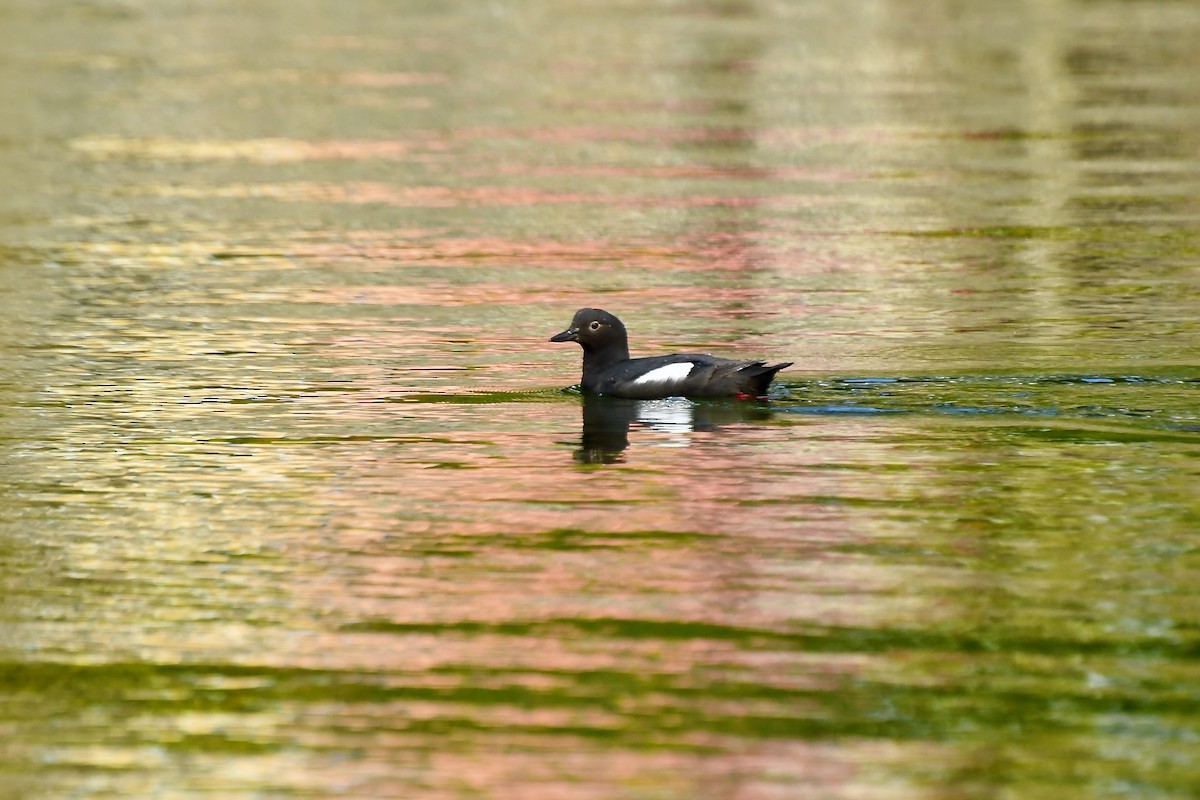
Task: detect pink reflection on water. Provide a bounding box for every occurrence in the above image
[453,124,758,145]
[450,125,902,146]
[292,283,795,308]
[232,67,447,88]
[285,410,936,632]
[241,407,953,798]
[285,229,844,278]
[543,97,742,114]
[259,734,937,800]
[72,136,446,162]
[292,235,700,270]
[248,739,918,799]
[138,181,828,210]
[471,163,868,182]
[338,71,449,87]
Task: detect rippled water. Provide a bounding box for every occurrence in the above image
[2,1,1199,798]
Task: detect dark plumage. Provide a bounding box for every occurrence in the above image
[549,308,792,400]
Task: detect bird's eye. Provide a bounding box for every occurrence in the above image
[588,321,602,331]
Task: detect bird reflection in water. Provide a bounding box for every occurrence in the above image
[575,394,773,463]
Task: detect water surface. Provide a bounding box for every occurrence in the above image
[1,1,1199,798]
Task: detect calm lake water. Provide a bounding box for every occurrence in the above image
[2,1,1199,798]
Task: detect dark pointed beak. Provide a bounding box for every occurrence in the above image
[550,327,579,343]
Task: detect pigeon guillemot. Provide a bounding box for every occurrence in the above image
[550,308,793,400]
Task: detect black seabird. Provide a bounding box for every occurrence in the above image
[550,308,792,400]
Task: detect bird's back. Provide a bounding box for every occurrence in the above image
[588,353,792,399]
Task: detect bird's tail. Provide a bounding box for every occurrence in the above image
[739,361,793,396]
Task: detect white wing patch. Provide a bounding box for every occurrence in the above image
[631,362,695,387]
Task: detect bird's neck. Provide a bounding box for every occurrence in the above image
[581,341,629,381]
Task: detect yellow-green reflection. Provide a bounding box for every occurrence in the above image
[1,0,1198,798]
